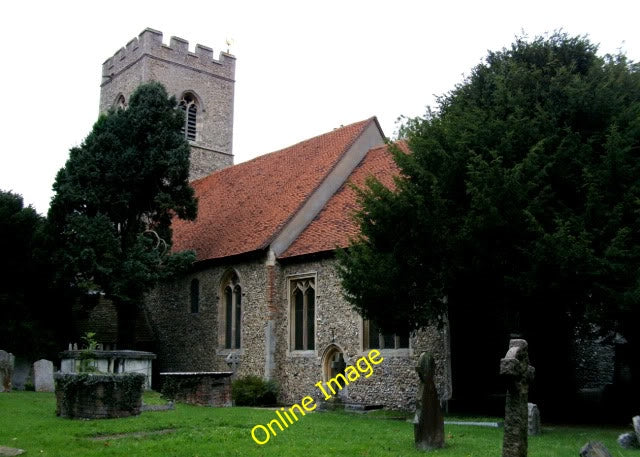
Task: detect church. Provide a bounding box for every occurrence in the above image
[90,27,451,410]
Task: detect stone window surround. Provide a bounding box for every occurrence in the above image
[179,90,202,143]
[218,269,243,350]
[114,93,126,109]
[287,272,317,355]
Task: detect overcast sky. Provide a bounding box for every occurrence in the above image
[1,0,638,214]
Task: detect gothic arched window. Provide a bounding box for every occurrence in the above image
[222,272,241,349]
[179,93,198,141]
[290,278,315,351]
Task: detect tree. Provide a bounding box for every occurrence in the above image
[0,191,62,357]
[337,34,640,417]
[48,82,198,346]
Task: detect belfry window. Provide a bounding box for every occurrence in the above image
[179,93,197,141]
[222,272,242,349]
[114,94,126,110]
[363,320,409,350]
[290,278,315,351]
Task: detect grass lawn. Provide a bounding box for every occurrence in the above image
[0,391,636,457]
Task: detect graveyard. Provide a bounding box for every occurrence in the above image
[0,390,635,457]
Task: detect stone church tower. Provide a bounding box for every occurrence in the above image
[99,28,235,180]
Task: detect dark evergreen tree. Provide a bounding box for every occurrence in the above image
[48,82,198,346]
[0,191,64,357]
[338,34,640,418]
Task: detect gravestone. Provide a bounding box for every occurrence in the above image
[500,339,535,457]
[34,359,55,392]
[413,351,444,451]
[580,441,613,457]
[0,446,26,456]
[0,350,15,392]
[527,403,541,436]
[633,416,640,442]
[617,432,639,449]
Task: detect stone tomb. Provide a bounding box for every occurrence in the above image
[0,350,15,392]
[60,349,155,389]
[34,359,55,392]
[160,372,233,407]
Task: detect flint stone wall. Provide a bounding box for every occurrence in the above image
[144,257,268,381]
[144,256,451,410]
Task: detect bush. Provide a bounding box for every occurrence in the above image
[232,375,278,406]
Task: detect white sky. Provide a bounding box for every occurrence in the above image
[1,0,638,215]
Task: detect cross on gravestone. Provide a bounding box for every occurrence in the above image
[225,352,241,373]
[500,339,535,457]
[413,351,444,451]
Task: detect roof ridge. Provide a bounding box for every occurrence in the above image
[190,117,377,187]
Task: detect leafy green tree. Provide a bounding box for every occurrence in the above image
[338,34,640,417]
[48,82,198,346]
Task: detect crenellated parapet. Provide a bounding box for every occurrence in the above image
[101,28,235,86]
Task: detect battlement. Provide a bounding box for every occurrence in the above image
[101,28,235,85]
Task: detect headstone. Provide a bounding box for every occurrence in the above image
[500,339,535,457]
[580,441,613,457]
[527,403,541,436]
[413,351,444,451]
[617,432,639,449]
[33,359,55,392]
[0,446,26,456]
[0,350,15,392]
[633,416,640,442]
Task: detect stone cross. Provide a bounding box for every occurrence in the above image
[0,350,15,393]
[225,352,241,374]
[413,351,444,451]
[500,339,535,457]
[33,359,55,392]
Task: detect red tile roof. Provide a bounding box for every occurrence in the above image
[279,142,405,259]
[172,118,376,261]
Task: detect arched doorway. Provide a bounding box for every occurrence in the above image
[322,344,348,400]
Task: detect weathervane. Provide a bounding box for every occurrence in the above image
[225,37,235,54]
